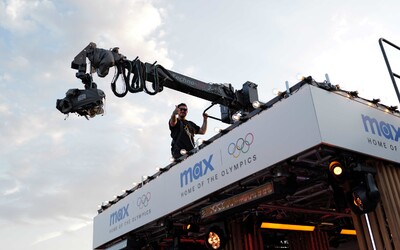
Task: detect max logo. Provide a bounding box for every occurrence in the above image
[109,204,129,226]
[180,154,214,187]
[362,114,400,142]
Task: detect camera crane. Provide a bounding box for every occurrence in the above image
[56,42,259,123]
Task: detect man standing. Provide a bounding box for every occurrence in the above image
[169,103,208,159]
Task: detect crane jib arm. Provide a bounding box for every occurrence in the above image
[56,42,259,123]
[143,62,236,106]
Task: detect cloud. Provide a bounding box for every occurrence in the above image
[2,179,21,195]
[32,231,62,246]
[31,216,92,246]
[0,0,172,241]
[0,0,39,34]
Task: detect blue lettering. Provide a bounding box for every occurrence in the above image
[392,124,400,141]
[202,155,214,174]
[362,114,399,142]
[180,169,193,187]
[193,162,202,180]
[109,204,130,226]
[180,154,214,187]
[380,121,393,140]
[362,115,380,136]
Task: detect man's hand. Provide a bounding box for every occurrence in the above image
[169,105,179,127]
[173,105,179,116]
[198,113,208,135]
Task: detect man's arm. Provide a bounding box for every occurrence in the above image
[169,106,179,127]
[198,113,208,134]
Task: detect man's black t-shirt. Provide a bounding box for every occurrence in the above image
[169,119,200,158]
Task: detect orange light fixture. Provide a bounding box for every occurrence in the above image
[340,229,356,235]
[260,222,315,231]
[329,161,343,176]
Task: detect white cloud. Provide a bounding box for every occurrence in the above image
[0,103,11,115]
[0,0,36,33]
[3,181,21,195]
[31,216,91,246]
[32,231,62,246]
[0,0,171,231]
[0,72,11,80]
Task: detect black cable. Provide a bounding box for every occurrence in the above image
[144,64,161,95]
[111,64,128,97]
[128,59,144,93]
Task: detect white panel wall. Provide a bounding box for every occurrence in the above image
[95,85,383,249]
[311,86,400,163]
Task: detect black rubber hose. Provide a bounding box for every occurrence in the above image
[143,64,161,95]
[111,64,128,98]
[127,59,144,93]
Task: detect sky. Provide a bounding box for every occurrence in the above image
[1,0,400,249]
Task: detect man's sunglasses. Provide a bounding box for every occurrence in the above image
[179,108,187,111]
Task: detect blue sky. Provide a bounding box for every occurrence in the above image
[1,0,400,249]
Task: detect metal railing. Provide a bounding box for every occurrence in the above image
[379,38,400,104]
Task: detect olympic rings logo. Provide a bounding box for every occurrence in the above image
[137,192,151,209]
[228,133,254,158]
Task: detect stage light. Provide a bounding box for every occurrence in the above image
[208,231,221,249]
[260,222,315,231]
[252,100,261,109]
[371,98,380,104]
[232,112,242,122]
[352,187,373,212]
[296,74,305,81]
[274,166,290,181]
[214,127,229,134]
[98,202,109,210]
[123,189,133,194]
[389,105,398,112]
[349,91,359,97]
[183,223,200,233]
[196,138,204,146]
[272,88,282,96]
[156,167,168,172]
[350,173,380,214]
[329,161,344,177]
[340,229,356,235]
[214,127,222,133]
[205,224,227,250]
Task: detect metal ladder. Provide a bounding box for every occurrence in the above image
[379,38,400,104]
